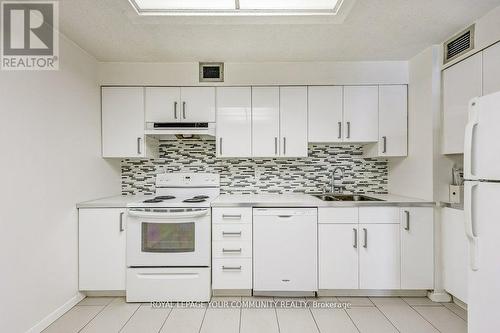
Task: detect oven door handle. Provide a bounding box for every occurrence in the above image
[127,209,209,219]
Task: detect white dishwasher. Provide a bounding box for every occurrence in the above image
[253,208,318,293]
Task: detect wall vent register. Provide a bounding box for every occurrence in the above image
[444,24,475,64]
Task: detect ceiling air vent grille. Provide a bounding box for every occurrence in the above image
[444,25,475,64]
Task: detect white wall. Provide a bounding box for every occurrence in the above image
[98,61,409,86]
[0,36,121,332]
[388,46,441,201]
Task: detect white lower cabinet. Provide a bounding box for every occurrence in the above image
[400,207,434,289]
[319,224,359,289]
[211,208,253,292]
[319,206,434,291]
[359,223,401,289]
[79,208,126,291]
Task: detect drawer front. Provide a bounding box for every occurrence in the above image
[212,241,252,258]
[212,208,253,224]
[212,258,252,289]
[318,207,359,224]
[359,207,400,224]
[212,224,252,241]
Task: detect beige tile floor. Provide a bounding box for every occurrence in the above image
[42,296,467,333]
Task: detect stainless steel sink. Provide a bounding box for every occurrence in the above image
[312,194,384,202]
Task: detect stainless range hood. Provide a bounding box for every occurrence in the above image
[145,122,216,137]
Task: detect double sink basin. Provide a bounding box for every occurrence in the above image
[312,194,384,202]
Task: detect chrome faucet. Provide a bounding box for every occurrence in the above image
[329,167,345,194]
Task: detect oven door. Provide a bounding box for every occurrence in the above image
[127,208,211,267]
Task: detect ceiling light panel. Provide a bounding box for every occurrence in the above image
[133,0,235,10]
[239,0,340,10]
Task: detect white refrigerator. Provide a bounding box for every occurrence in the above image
[464,91,500,333]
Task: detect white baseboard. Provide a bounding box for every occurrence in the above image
[27,292,85,333]
[319,289,428,297]
[427,290,452,303]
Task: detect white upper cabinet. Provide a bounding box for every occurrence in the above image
[280,86,308,157]
[102,87,146,158]
[252,87,280,158]
[216,87,252,158]
[442,53,483,154]
[365,85,407,157]
[400,207,434,289]
[145,87,180,123]
[308,86,343,143]
[145,87,215,123]
[343,86,379,143]
[180,87,216,122]
[482,42,500,96]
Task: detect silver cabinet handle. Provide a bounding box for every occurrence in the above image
[222,231,242,236]
[382,136,387,153]
[338,122,342,139]
[222,266,242,271]
[222,214,242,219]
[275,137,278,155]
[283,137,287,155]
[182,101,186,119]
[174,101,178,119]
[119,212,125,232]
[346,122,351,139]
[363,228,368,248]
[353,228,358,248]
[404,210,410,231]
[137,137,142,155]
[222,248,242,253]
[219,137,223,155]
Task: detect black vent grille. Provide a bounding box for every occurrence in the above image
[444,25,475,64]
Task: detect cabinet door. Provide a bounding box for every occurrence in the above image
[79,209,126,291]
[319,224,359,289]
[252,87,280,157]
[343,86,379,143]
[378,85,407,156]
[102,87,145,158]
[145,87,180,123]
[400,207,434,289]
[483,43,500,95]
[308,86,343,143]
[216,87,252,157]
[280,86,308,157]
[442,53,482,154]
[180,87,215,122]
[359,224,400,289]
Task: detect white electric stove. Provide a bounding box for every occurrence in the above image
[126,173,220,302]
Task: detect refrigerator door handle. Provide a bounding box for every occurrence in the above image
[464,99,479,180]
[464,181,479,271]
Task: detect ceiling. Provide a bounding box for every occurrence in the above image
[59,0,500,62]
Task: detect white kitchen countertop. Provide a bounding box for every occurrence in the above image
[76,195,141,208]
[77,193,435,209]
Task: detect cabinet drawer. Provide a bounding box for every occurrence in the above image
[212,208,253,224]
[359,207,400,224]
[212,224,252,241]
[319,207,359,224]
[212,258,252,289]
[212,241,252,258]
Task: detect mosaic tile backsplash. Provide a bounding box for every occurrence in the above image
[121,139,388,195]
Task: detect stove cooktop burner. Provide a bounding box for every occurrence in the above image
[143,198,163,203]
[155,195,176,200]
[193,195,209,199]
[183,198,207,203]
